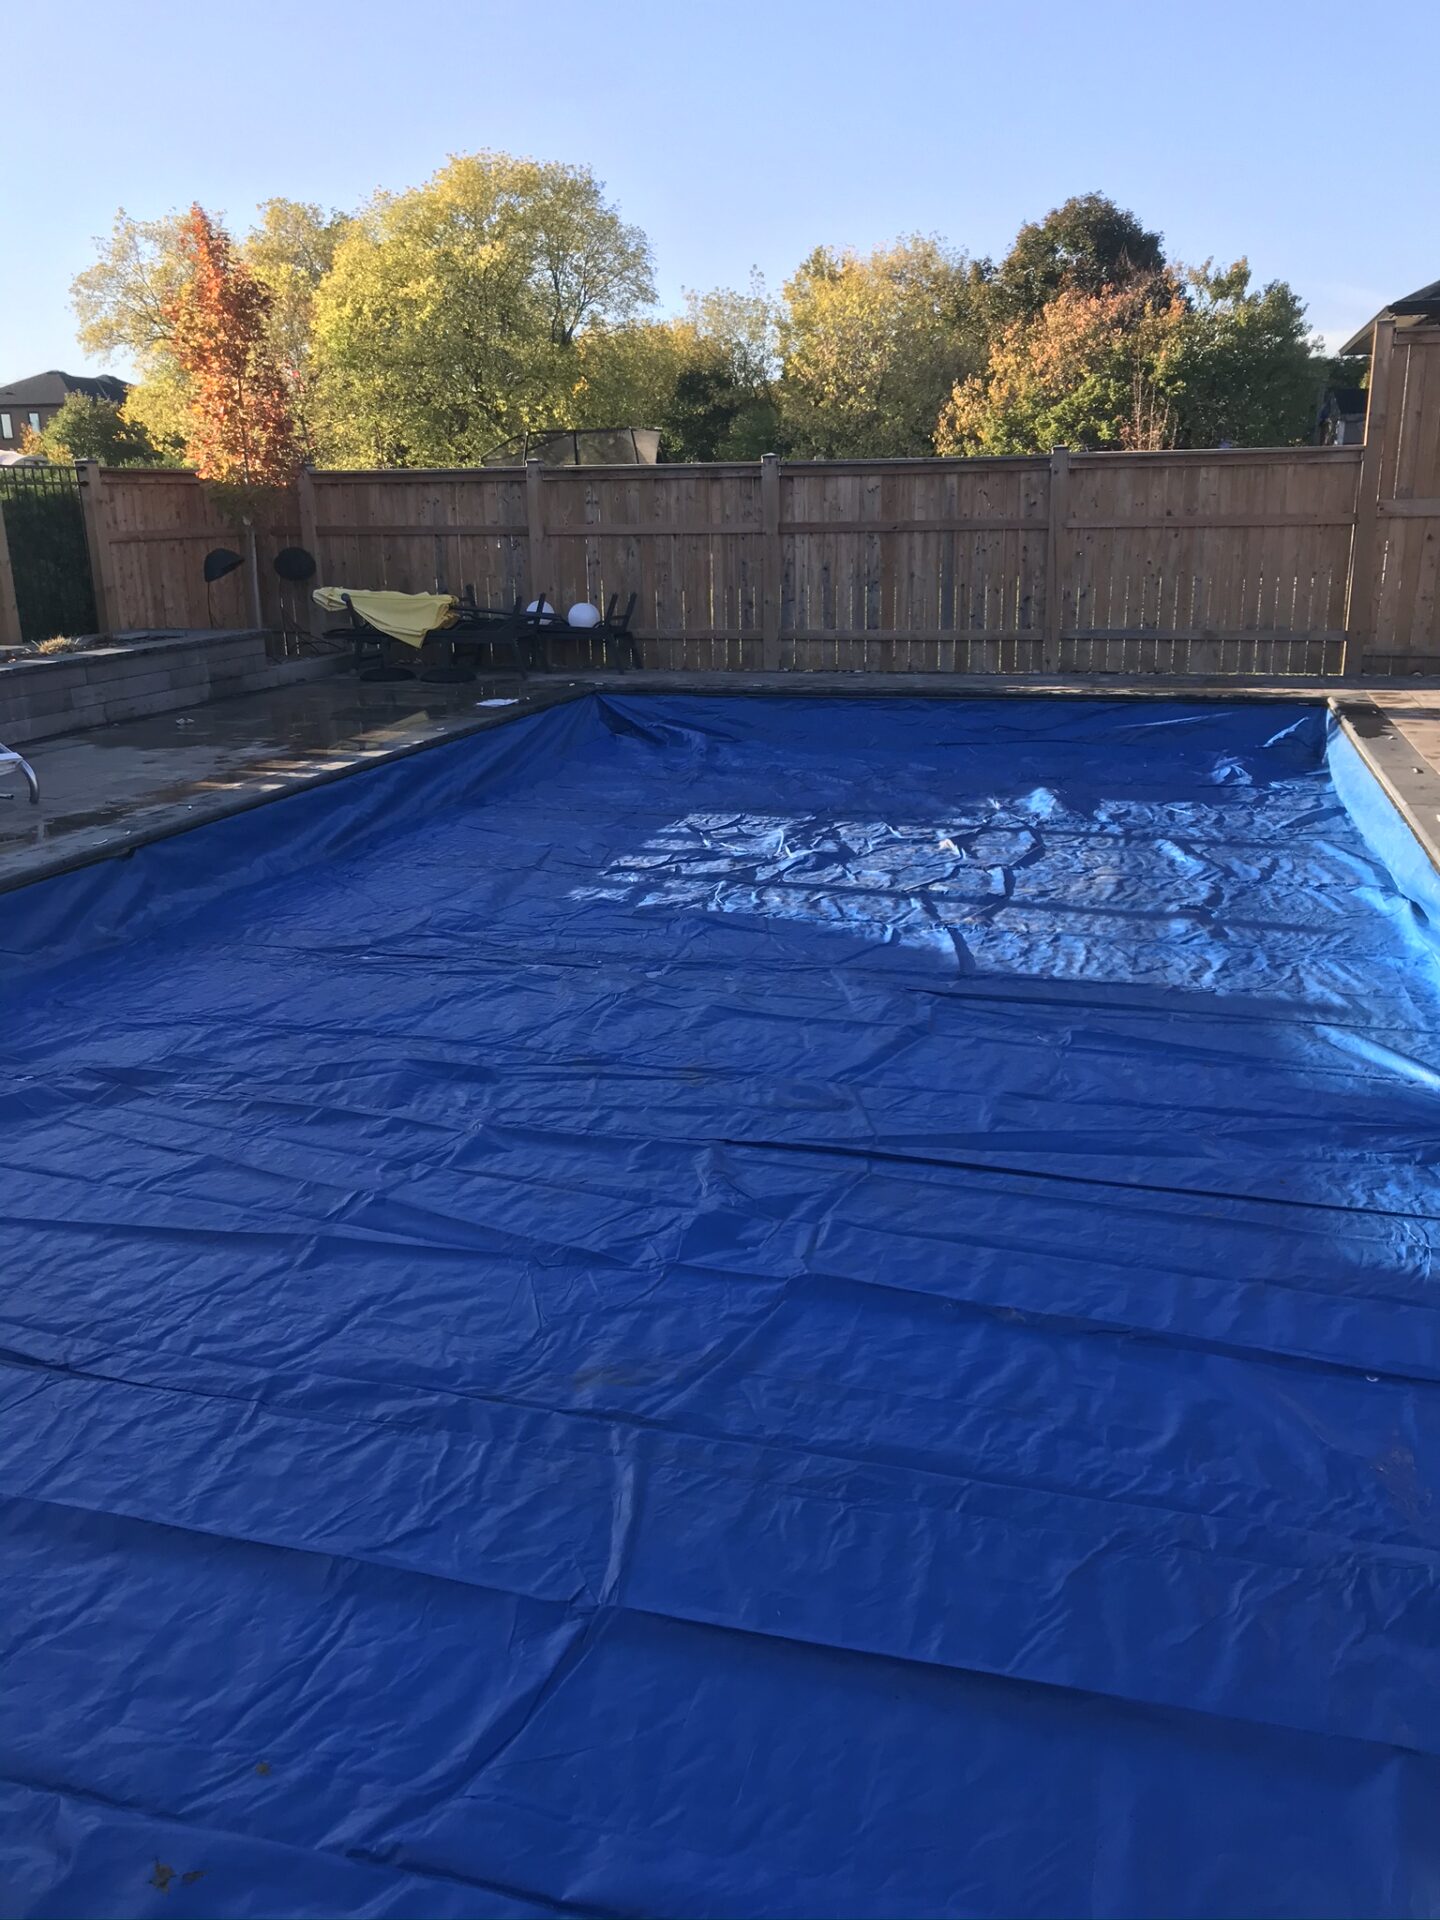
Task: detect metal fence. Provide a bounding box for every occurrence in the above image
[0,465,98,645]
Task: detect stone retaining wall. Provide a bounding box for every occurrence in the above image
[0,632,340,746]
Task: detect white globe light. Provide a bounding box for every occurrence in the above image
[567,601,601,629]
[526,598,555,625]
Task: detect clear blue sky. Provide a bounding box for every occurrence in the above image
[5,0,1437,379]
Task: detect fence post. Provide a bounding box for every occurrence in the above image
[0,494,20,648]
[297,465,324,636]
[1044,446,1069,672]
[1342,317,1395,675]
[525,459,549,605]
[241,523,264,630]
[75,460,115,635]
[761,453,782,671]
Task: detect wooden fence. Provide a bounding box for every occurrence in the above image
[1351,322,1440,676]
[75,466,307,640]
[81,321,1439,678]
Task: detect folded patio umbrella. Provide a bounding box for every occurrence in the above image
[312,587,458,647]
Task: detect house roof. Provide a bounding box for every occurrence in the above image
[0,370,129,408]
[1340,279,1440,357]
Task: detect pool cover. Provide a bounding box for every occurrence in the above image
[4,693,1440,1919]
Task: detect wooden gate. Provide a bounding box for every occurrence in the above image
[1352,321,1440,674]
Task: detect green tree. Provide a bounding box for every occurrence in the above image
[1165,261,1319,446]
[681,274,782,456]
[570,320,690,436]
[243,199,352,458]
[989,192,1165,321]
[72,209,188,363]
[686,274,779,389]
[71,209,192,459]
[779,237,987,456]
[574,272,782,459]
[311,152,654,464]
[23,394,170,467]
[571,318,777,461]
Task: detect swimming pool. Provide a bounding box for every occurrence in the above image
[4,694,1440,1917]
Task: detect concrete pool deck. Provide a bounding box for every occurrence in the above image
[3,667,1440,895]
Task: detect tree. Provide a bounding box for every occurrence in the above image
[668,358,781,461]
[1164,260,1319,447]
[244,199,352,457]
[573,272,782,459]
[936,278,1190,455]
[570,319,692,439]
[779,237,987,456]
[685,274,780,391]
[939,257,1318,455]
[310,152,654,464]
[22,394,169,467]
[573,320,777,462]
[680,274,783,456]
[71,209,192,460]
[164,205,301,486]
[71,201,350,465]
[72,209,189,363]
[989,193,1165,321]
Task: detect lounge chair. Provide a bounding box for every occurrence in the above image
[313,588,461,682]
[0,743,38,804]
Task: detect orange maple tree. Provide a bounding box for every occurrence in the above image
[165,204,302,487]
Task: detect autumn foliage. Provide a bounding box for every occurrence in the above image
[79,184,1322,465]
[936,280,1189,456]
[164,205,301,486]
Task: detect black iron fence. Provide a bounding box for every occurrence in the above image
[0,464,98,644]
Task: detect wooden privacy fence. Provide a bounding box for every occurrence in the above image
[1351,321,1440,676]
[74,466,307,640]
[81,322,1439,678]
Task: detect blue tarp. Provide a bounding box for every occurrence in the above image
[4,694,1440,1919]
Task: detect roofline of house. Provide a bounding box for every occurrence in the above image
[1340,297,1440,359]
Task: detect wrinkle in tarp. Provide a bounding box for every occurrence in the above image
[4,696,1440,1919]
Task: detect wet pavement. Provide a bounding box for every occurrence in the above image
[0,673,579,893]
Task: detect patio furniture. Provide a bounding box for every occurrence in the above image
[0,743,39,805]
[315,586,642,681]
[317,593,420,682]
[314,587,460,682]
[443,592,553,680]
[596,594,642,670]
[519,593,641,671]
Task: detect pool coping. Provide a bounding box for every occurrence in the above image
[1329,699,1440,877]
[3,676,1438,897]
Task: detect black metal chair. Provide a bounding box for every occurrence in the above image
[446,591,640,675]
[601,593,641,668]
[518,593,641,672]
[446,592,553,679]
